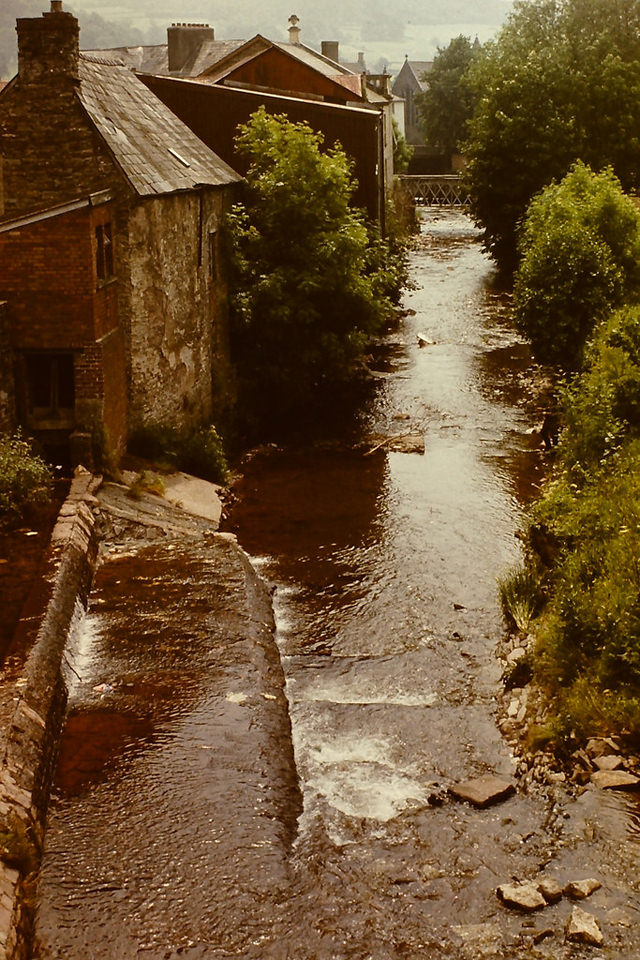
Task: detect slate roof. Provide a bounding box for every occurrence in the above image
[81,40,244,78]
[277,42,362,97]
[77,54,241,196]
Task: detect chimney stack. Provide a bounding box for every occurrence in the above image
[321,40,339,62]
[167,22,214,73]
[288,14,301,45]
[16,2,79,85]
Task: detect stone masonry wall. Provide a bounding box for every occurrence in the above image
[127,188,230,432]
[0,468,100,960]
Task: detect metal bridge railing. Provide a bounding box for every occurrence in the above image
[397,175,471,206]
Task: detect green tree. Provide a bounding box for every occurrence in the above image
[513,163,640,367]
[465,0,640,269]
[225,107,402,423]
[415,34,480,159]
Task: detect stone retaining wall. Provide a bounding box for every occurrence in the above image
[0,468,101,960]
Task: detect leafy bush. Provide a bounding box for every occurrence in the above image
[179,426,230,485]
[0,432,52,528]
[513,163,640,367]
[129,423,230,485]
[557,306,640,472]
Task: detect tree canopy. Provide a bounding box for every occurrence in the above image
[464,0,640,269]
[415,34,481,158]
[225,108,404,427]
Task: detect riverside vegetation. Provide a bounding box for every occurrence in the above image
[446,0,640,750]
[500,163,640,746]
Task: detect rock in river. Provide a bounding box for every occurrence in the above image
[566,906,604,946]
[591,769,639,790]
[564,878,602,900]
[496,881,546,912]
[449,774,515,808]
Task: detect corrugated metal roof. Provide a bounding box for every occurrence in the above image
[77,55,241,196]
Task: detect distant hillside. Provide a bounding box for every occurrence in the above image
[1,0,513,79]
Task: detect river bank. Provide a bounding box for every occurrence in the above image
[19,210,640,958]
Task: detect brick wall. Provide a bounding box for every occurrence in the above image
[0,202,128,456]
[0,302,15,433]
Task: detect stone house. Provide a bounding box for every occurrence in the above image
[0,2,241,464]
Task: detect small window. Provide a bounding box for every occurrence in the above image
[25,353,75,427]
[96,222,114,282]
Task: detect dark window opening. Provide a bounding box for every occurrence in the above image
[96,222,114,282]
[25,353,75,427]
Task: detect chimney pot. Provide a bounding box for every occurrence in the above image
[50,1,63,11]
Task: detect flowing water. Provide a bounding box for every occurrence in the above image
[33,210,640,959]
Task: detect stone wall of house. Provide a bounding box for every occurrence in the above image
[0,301,15,433]
[126,187,233,433]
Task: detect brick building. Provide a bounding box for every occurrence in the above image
[0,2,241,464]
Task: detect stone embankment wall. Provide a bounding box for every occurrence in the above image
[0,468,101,960]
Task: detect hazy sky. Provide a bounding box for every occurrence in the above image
[1,0,513,77]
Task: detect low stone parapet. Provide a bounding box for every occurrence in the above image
[0,467,101,960]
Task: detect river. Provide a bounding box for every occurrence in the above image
[33,210,640,959]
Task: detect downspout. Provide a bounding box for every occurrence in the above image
[377,113,386,237]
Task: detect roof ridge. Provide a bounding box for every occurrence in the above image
[80,52,126,67]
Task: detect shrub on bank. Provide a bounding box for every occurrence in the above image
[513,163,640,368]
[0,432,53,528]
[128,423,230,485]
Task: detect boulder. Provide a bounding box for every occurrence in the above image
[449,775,515,808]
[496,882,546,912]
[564,878,601,900]
[537,876,563,904]
[591,769,639,790]
[594,754,623,771]
[565,906,604,946]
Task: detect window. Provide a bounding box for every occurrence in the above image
[25,353,75,428]
[96,222,114,282]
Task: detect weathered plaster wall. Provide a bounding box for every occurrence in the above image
[126,188,231,432]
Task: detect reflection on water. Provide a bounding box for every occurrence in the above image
[34,210,640,959]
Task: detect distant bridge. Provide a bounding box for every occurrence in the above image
[397,175,471,206]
